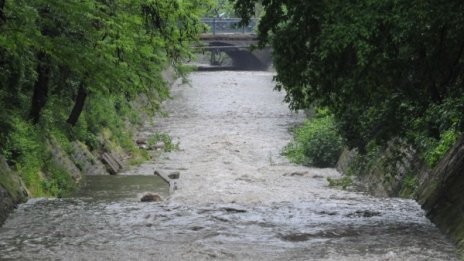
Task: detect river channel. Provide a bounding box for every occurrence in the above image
[0,71,459,260]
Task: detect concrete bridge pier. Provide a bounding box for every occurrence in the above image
[199,34,272,71]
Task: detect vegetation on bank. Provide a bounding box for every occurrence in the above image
[234,1,463,176]
[0,0,211,197]
[284,109,343,168]
[148,132,180,153]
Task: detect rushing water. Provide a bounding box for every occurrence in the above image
[0,71,459,260]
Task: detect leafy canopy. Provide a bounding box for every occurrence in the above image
[233,0,464,152]
[0,0,212,196]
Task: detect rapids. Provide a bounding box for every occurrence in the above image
[0,71,458,260]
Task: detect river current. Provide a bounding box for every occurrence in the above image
[0,71,458,260]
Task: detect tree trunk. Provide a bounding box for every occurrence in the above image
[428,83,442,104]
[0,0,6,25]
[29,51,51,124]
[67,81,87,126]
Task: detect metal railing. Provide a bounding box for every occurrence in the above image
[202,18,258,35]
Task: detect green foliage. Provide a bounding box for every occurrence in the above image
[178,64,199,75]
[128,149,150,166]
[209,0,236,17]
[327,176,353,190]
[234,0,464,164]
[148,132,180,152]
[400,172,418,198]
[0,0,211,197]
[2,116,44,166]
[2,116,46,194]
[284,111,343,168]
[410,97,463,167]
[422,130,459,168]
[41,162,76,198]
[0,115,79,197]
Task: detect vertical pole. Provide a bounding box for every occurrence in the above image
[213,18,216,36]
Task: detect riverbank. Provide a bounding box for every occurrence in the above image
[0,69,178,225]
[337,135,464,256]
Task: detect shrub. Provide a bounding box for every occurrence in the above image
[41,161,76,198]
[284,113,344,168]
[1,116,47,195]
[423,130,459,168]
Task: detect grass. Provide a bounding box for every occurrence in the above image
[422,130,459,168]
[41,161,76,198]
[148,132,179,152]
[327,176,353,189]
[400,173,418,198]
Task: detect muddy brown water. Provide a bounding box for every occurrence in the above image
[0,71,459,260]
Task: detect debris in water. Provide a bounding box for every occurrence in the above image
[168,171,180,179]
[346,210,381,218]
[140,192,163,202]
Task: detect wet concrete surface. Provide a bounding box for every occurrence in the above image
[0,71,459,260]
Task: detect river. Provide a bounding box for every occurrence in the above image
[0,71,458,260]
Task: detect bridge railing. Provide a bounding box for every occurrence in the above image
[202,18,258,35]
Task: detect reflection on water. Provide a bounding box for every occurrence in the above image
[76,175,170,202]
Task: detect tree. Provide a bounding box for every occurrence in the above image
[0,0,211,192]
[233,0,464,151]
[208,0,236,17]
[1,0,210,126]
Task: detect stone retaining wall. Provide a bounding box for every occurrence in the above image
[0,68,179,225]
[337,135,464,256]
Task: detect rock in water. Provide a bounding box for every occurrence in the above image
[135,139,147,145]
[168,171,180,179]
[140,193,163,202]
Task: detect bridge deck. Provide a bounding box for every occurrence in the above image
[200,33,258,42]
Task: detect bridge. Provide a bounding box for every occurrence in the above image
[196,18,272,71]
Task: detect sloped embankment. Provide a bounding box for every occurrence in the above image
[419,135,464,254]
[337,135,464,255]
[0,69,177,225]
[0,157,28,224]
[0,139,120,225]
